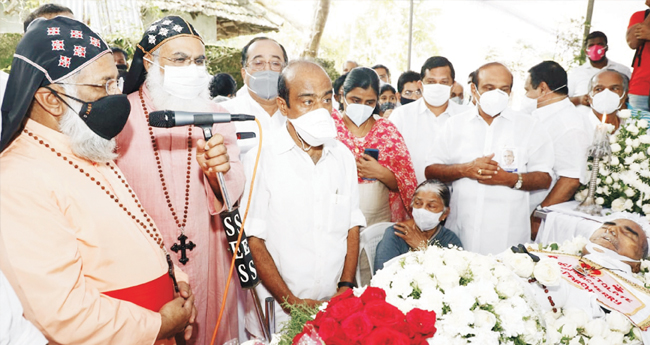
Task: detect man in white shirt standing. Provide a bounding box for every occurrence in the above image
[523,61,591,239]
[221,37,288,168]
[425,62,554,255]
[389,56,468,183]
[246,60,366,329]
[568,31,631,107]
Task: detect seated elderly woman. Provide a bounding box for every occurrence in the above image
[373,180,463,273]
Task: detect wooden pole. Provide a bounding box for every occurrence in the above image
[301,0,331,58]
[580,0,595,63]
[407,0,414,70]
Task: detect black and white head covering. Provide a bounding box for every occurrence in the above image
[122,15,202,95]
[0,16,110,152]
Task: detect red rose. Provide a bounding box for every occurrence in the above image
[360,286,387,304]
[406,308,437,336]
[364,300,405,327]
[318,317,343,342]
[327,296,364,321]
[361,327,411,345]
[311,310,326,327]
[341,312,374,341]
[328,288,354,306]
[390,319,413,338]
[410,333,427,345]
[292,330,309,345]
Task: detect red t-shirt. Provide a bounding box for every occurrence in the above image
[629,10,650,95]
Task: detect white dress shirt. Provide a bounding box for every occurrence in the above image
[568,59,631,97]
[528,98,590,213]
[0,270,47,345]
[389,98,468,183]
[427,107,554,255]
[245,125,366,327]
[221,86,286,166]
[0,71,8,139]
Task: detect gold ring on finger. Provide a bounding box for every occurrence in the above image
[478,168,482,175]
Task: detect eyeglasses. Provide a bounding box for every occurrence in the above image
[246,59,285,72]
[403,90,422,97]
[159,55,207,67]
[56,78,124,95]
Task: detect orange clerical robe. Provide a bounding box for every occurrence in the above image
[0,119,188,345]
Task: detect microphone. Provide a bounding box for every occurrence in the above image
[148,110,256,128]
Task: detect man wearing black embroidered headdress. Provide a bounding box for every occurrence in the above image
[0,16,197,344]
[119,16,245,344]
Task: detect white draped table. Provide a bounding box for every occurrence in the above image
[534,201,605,244]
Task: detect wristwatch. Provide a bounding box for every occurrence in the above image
[338,281,356,289]
[513,173,523,190]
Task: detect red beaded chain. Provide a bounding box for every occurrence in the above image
[139,89,192,232]
[528,277,557,313]
[23,129,166,250]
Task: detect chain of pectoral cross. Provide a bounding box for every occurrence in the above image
[141,89,196,264]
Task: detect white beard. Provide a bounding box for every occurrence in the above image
[58,106,118,163]
[145,64,213,112]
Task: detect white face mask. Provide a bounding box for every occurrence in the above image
[450,96,463,105]
[590,89,624,115]
[288,108,337,147]
[423,84,451,107]
[146,57,210,100]
[344,98,374,127]
[520,95,537,114]
[412,207,443,231]
[585,242,640,263]
[475,89,510,117]
[522,84,567,114]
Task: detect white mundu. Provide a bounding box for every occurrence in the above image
[389,98,468,183]
[427,107,554,255]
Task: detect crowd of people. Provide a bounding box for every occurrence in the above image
[0,2,649,345]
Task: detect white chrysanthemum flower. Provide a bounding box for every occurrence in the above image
[606,311,632,333]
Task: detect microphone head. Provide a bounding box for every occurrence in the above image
[148,110,175,128]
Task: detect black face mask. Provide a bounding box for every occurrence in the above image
[116,64,128,72]
[400,97,416,105]
[380,102,396,112]
[45,87,131,140]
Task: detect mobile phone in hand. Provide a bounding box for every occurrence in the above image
[362,148,379,181]
[364,148,379,161]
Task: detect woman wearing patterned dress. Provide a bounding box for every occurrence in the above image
[332,67,417,224]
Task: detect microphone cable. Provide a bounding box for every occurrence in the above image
[210,117,263,345]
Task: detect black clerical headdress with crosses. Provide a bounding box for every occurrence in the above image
[122,16,203,95]
[0,16,110,152]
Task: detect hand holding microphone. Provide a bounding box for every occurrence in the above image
[148,109,256,196]
[197,134,229,175]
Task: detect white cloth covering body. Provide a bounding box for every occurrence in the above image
[427,107,554,255]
